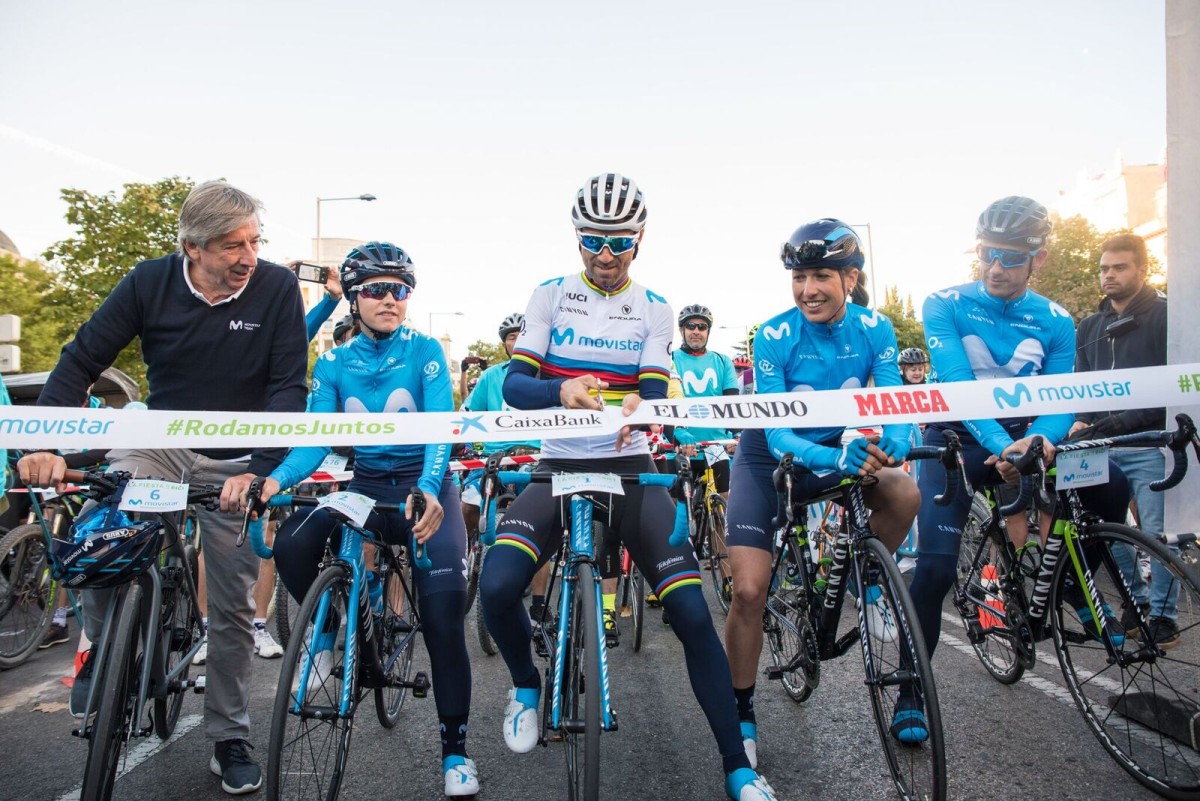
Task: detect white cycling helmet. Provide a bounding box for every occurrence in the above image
[571,173,648,233]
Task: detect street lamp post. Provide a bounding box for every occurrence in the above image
[428,311,465,336]
[848,222,877,307]
[315,193,377,267]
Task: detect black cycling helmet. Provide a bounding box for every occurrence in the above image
[332,314,356,343]
[976,196,1052,248]
[498,312,524,341]
[53,506,164,590]
[678,304,713,327]
[339,241,416,296]
[898,347,929,365]
[780,219,865,272]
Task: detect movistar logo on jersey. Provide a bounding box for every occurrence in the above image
[551,327,576,346]
[681,368,718,394]
[577,335,643,351]
[761,323,790,341]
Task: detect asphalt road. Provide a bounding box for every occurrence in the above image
[0,583,1168,801]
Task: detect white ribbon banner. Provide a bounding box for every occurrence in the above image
[1,363,1198,450]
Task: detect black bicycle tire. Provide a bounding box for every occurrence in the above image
[0,524,55,668]
[764,541,814,703]
[857,537,947,801]
[631,566,645,653]
[375,553,416,728]
[464,529,482,616]
[705,496,733,615]
[956,509,1026,685]
[565,561,602,801]
[153,544,199,739]
[81,583,143,801]
[1050,522,1200,800]
[267,564,356,801]
[273,573,292,649]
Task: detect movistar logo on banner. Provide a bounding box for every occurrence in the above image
[994,379,1134,411]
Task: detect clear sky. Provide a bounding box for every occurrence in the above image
[0,0,1166,357]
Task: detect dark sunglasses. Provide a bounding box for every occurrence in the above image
[780,240,828,268]
[980,246,1037,269]
[578,233,638,255]
[355,281,412,301]
[683,322,709,331]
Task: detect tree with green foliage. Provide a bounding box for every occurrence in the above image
[878,286,925,352]
[0,253,63,373]
[1024,215,1164,322]
[41,177,194,388]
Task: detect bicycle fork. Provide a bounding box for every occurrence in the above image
[550,496,616,733]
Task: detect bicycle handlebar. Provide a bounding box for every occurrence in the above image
[995,437,1045,517]
[237,478,430,569]
[62,469,223,509]
[478,470,686,548]
[908,429,966,507]
[1057,413,1198,493]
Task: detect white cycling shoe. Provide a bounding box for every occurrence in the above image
[726,768,778,801]
[303,649,336,697]
[443,755,479,797]
[502,687,540,754]
[858,585,898,643]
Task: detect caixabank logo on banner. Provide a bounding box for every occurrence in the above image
[648,398,809,421]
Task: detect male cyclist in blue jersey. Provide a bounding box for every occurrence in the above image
[672,304,740,496]
[723,219,921,762]
[477,173,777,801]
[245,242,479,797]
[908,196,1131,714]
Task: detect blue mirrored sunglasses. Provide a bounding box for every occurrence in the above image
[354,281,411,301]
[577,233,638,255]
[980,246,1038,269]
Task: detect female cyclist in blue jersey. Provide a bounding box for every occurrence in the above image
[246,242,479,797]
[723,219,922,761]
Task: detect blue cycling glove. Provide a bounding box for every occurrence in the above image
[835,438,874,475]
[674,428,697,447]
[876,436,911,464]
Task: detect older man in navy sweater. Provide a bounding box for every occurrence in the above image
[19,180,307,795]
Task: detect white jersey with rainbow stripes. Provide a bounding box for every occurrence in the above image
[512,271,673,458]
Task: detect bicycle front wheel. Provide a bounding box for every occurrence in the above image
[464,528,483,615]
[1050,522,1200,799]
[375,553,416,728]
[564,561,601,801]
[955,504,1027,684]
[82,583,143,801]
[631,565,645,653]
[154,544,201,739]
[856,537,946,801]
[0,524,55,669]
[707,497,733,615]
[268,564,356,801]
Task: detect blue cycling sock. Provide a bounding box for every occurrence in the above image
[734,684,756,724]
[439,713,469,758]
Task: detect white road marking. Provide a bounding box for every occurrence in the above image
[55,713,204,801]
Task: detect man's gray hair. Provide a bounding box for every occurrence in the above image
[177,180,264,251]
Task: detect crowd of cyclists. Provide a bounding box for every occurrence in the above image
[6,172,1182,800]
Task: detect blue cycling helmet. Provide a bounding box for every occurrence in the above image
[780,219,865,271]
[53,505,164,590]
[976,196,1052,248]
[339,241,416,296]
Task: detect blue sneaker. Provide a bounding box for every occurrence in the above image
[442,755,479,797]
[890,693,928,745]
[725,768,778,801]
[1075,603,1125,646]
[740,721,758,770]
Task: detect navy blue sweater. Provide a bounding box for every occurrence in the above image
[38,253,309,474]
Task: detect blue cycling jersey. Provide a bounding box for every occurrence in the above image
[462,360,540,452]
[671,349,738,443]
[741,303,909,469]
[922,280,1075,456]
[269,328,452,496]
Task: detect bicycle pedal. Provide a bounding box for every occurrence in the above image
[412,671,430,698]
[191,674,207,694]
[964,618,987,645]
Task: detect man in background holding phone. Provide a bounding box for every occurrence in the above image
[1069,233,1177,648]
[290,261,346,341]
